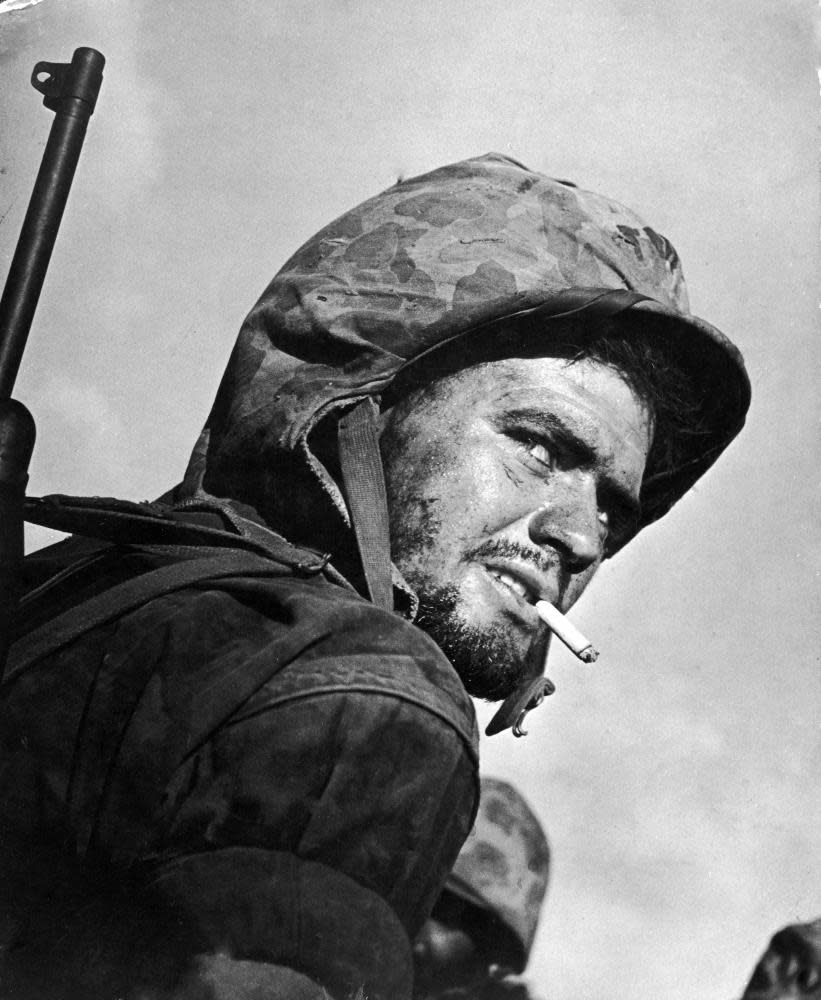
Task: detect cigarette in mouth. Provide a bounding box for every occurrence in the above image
[534,600,599,663]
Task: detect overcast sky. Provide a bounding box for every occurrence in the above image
[1,1,818,997]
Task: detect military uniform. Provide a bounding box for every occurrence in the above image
[1,499,477,999]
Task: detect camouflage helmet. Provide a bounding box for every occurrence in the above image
[441,777,550,973]
[741,917,821,999]
[182,153,749,568]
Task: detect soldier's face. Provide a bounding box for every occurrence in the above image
[381,355,652,701]
[412,918,487,996]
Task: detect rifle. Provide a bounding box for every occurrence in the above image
[0,47,105,678]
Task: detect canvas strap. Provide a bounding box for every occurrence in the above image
[3,549,288,690]
[337,398,393,612]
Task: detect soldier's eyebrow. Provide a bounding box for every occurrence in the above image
[498,406,598,465]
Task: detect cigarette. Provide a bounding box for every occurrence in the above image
[534,600,599,663]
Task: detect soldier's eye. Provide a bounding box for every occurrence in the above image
[505,428,557,471]
[527,441,552,467]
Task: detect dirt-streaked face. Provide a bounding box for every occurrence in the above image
[381,355,652,701]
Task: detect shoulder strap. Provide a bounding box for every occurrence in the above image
[3,548,289,690]
[337,399,393,612]
[9,494,337,689]
[23,494,320,562]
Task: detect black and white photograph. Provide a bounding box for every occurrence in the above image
[0,2,817,998]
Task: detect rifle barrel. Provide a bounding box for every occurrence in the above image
[0,47,104,675]
[0,47,105,400]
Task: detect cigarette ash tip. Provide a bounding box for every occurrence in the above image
[534,600,600,663]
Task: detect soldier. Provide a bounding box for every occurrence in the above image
[413,778,550,999]
[740,918,821,1000]
[0,153,749,998]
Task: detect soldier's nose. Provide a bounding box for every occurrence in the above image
[527,477,603,571]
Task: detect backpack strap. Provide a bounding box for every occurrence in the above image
[3,548,297,691]
[6,494,339,691]
[23,494,322,563]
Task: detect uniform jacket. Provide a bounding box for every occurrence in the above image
[0,499,478,999]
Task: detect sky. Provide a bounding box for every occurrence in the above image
[0,1,818,997]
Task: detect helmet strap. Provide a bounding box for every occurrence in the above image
[337,397,394,612]
[486,628,556,736]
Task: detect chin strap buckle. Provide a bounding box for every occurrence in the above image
[486,674,556,738]
[513,678,554,737]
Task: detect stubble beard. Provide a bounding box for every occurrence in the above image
[412,582,530,702]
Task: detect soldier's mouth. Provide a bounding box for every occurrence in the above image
[485,567,538,606]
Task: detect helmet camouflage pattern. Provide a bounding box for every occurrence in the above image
[741,917,821,999]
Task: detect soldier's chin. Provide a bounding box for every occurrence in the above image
[413,585,529,702]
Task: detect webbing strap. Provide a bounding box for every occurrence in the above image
[3,550,283,688]
[23,495,310,563]
[337,398,393,612]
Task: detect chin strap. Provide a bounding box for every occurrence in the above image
[337,398,394,612]
[486,629,556,737]
[491,675,556,737]
[336,398,561,733]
